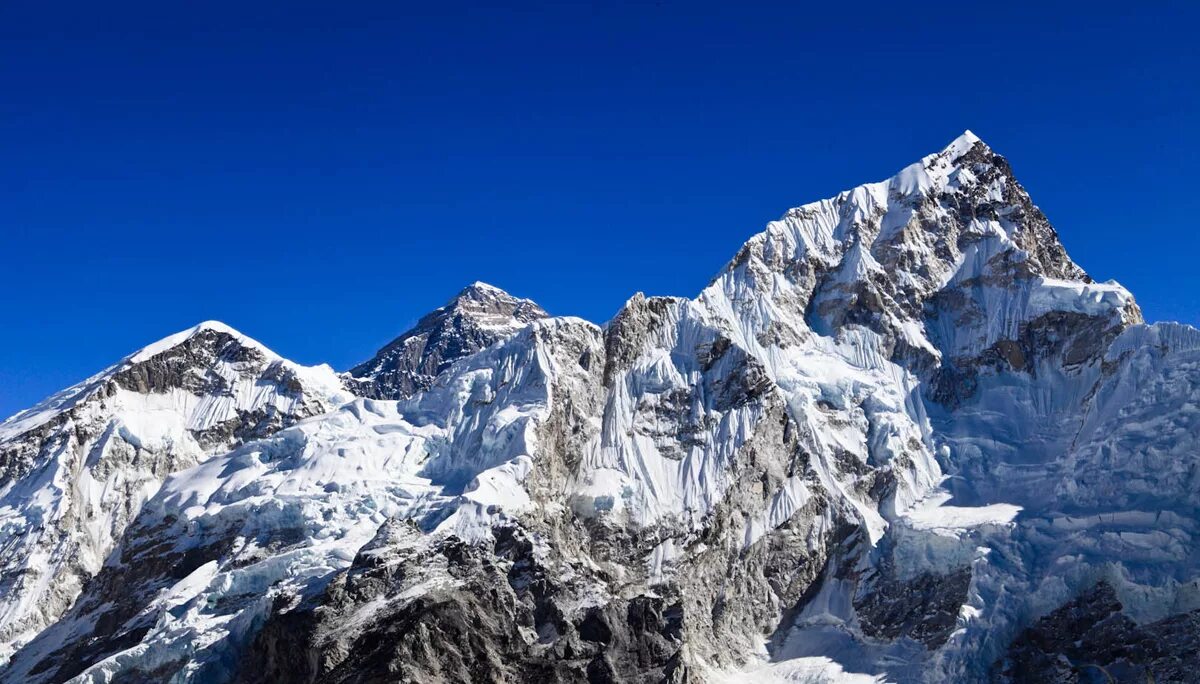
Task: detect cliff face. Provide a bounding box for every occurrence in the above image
[3,133,1197,684]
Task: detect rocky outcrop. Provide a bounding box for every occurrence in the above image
[237,522,690,684]
[345,282,547,400]
[993,582,1200,683]
[855,566,972,649]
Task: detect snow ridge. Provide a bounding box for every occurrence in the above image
[1,133,1197,684]
[0,322,350,664]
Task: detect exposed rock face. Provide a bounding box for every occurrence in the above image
[236,522,691,684]
[2,133,1199,684]
[235,299,850,684]
[855,565,972,649]
[0,322,349,665]
[346,282,548,400]
[993,582,1200,683]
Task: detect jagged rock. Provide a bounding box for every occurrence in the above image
[345,282,547,400]
[855,566,972,648]
[993,582,1200,683]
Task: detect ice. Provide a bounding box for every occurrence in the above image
[0,320,352,663]
[4,131,1198,683]
[901,491,1021,535]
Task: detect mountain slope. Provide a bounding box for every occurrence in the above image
[0,322,350,664]
[2,133,1197,684]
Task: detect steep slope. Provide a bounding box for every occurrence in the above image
[3,317,604,683]
[0,322,350,664]
[345,282,548,400]
[3,133,1197,684]
[687,132,1189,683]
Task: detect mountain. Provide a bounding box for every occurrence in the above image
[1,133,1197,683]
[0,322,351,664]
[345,282,548,400]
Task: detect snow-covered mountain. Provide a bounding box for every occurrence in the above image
[0,323,351,664]
[2,132,1197,683]
[345,282,548,400]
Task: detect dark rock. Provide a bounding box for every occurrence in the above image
[347,283,547,400]
[855,566,972,648]
[993,581,1200,683]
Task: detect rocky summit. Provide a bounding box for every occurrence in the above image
[1,132,1197,683]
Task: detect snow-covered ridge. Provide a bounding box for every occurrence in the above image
[2,132,1197,684]
[127,320,275,363]
[0,320,351,665]
[0,321,310,443]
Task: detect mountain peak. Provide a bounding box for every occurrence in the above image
[446,281,539,313]
[946,128,982,150]
[3,321,266,434]
[935,129,988,163]
[460,281,507,296]
[441,282,546,327]
[0,320,339,443]
[347,284,547,400]
[711,129,1109,371]
[126,320,274,365]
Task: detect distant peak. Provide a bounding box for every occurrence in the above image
[346,283,548,396]
[456,281,511,299]
[397,281,548,345]
[448,282,545,313]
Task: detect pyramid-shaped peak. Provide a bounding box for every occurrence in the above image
[937,129,989,161]
[127,320,277,365]
[347,283,548,399]
[714,128,1093,329]
[443,281,547,319]
[952,129,982,147]
[451,281,531,305]
[462,281,508,295]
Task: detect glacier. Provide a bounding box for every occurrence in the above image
[0,132,1197,683]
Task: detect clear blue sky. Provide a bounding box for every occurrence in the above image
[2,1,1197,419]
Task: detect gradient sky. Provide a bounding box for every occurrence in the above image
[2,1,1198,419]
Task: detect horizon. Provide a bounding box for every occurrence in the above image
[3,2,1198,420]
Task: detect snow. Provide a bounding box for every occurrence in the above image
[4,132,1198,683]
[944,129,982,157]
[901,491,1021,535]
[127,320,274,364]
[645,537,680,586]
[0,320,352,664]
[1027,277,1134,320]
[713,655,889,684]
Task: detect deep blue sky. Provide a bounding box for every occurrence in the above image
[2,2,1198,419]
